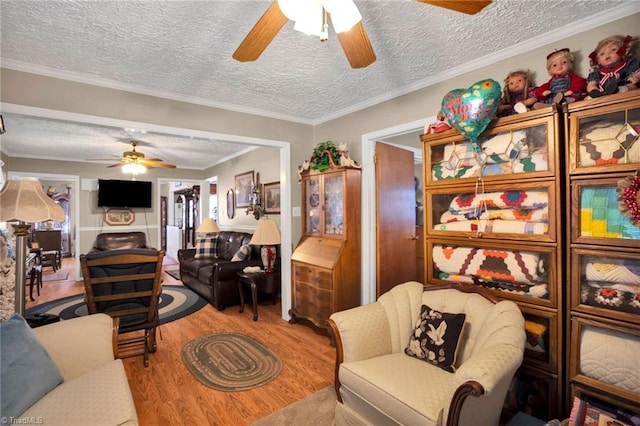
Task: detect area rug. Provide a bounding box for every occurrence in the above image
[181,332,282,392]
[25,285,207,324]
[165,269,181,281]
[42,271,69,282]
[249,386,336,426]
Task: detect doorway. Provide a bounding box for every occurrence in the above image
[361,116,433,304]
[7,171,81,280]
[3,104,292,320]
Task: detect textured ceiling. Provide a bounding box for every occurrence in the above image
[1,0,639,169]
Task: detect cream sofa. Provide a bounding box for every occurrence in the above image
[21,314,138,425]
[328,282,525,426]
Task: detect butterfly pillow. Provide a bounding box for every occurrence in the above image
[405,304,466,372]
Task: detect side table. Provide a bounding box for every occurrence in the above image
[27,249,43,301]
[236,270,281,321]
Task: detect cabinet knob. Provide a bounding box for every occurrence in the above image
[411,235,419,240]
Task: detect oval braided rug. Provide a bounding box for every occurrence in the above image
[181,332,282,392]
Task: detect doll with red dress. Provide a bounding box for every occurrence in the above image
[586,35,640,98]
[532,48,586,109]
[498,69,537,116]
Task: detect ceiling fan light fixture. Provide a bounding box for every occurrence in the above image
[323,0,361,33]
[122,162,146,175]
[279,0,325,37]
[277,0,307,22]
[293,6,325,37]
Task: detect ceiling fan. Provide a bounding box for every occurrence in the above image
[232,0,492,69]
[90,141,176,174]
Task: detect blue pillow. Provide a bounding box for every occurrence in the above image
[0,314,63,419]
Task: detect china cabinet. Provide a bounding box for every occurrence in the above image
[290,164,361,342]
[564,90,640,415]
[421,106,564,419]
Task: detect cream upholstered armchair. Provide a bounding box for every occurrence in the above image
[327,281,525,426]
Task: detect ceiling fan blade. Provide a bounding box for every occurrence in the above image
[143,159,176,169]
[416,0,492,15]
[336,21,376,69]
[107,161,126,168]
[232,2,288,62]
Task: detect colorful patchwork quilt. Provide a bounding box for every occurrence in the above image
[447,190,548,213]
[431,129,549,181]
[580,185,640,239]
[435,190,549,236]
[578,121,640,167]
[580,258,640,315]
[433,245,547,286]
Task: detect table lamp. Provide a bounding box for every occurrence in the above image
[0,179,65,316]
[249,218,281,273]
[196,217,220,236]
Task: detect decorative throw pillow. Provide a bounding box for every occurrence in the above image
[194,236,218,259]
[0,314,64,419]
[231,244,252,262]
[405,304,466,372]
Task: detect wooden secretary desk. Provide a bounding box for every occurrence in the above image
[289,162,361,344]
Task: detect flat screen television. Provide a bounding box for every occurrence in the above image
[97,179,152,208]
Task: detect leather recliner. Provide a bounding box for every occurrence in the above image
[90,232,152,252]
[177,231,262,310]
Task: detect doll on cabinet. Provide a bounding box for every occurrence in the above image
[532,48,586,109]
[586,35,640,98]
[498,69,537,116]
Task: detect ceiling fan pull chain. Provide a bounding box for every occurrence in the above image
[320,9,328,42]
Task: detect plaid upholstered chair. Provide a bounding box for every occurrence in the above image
[80,248,164,367]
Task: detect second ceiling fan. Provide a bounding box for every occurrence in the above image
[232,0,492,69]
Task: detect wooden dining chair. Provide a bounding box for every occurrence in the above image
[34,230,62,272]
[80,248,165,366]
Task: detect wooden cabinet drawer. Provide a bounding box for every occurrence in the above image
[427,239,558,306]
[293,264,332,290]
[570,174,640,248]
[292,281,333,321]
[566,92,640,175]
[423,110,558,186]
[426,180,557,242]
[570,246,640,324]
[569,316,640,410]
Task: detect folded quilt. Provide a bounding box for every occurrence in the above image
[432,163,480,180]
[441,130,528,167]
[436,273,548,298]
[434,219,548,235]
[585,259,640,285]
[441,207,549,223]
[433,245,547,285]
[580,185,640,239]
[581,284,640,314]
[431,146,548,181]
[448,190,548,213]
[579,121,640,167]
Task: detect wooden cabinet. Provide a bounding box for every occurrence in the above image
[421,107,564,419]
[290,165,361,341]
[564,91,640,415]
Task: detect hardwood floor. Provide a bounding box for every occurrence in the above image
[28,257,336,425]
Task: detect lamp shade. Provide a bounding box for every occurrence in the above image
[196,217,220,233]
[0,180,65,223]
[249,218,281,245]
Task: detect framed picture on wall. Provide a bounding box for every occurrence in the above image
[104,208,135,226]
[264,181,280,214]
[235,170,254,208]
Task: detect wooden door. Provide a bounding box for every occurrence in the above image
[375,142,417,297]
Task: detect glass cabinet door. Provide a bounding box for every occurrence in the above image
[305,176,321,235]
[324,174,345,236]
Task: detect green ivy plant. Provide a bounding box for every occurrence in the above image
[310,141,340,172]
